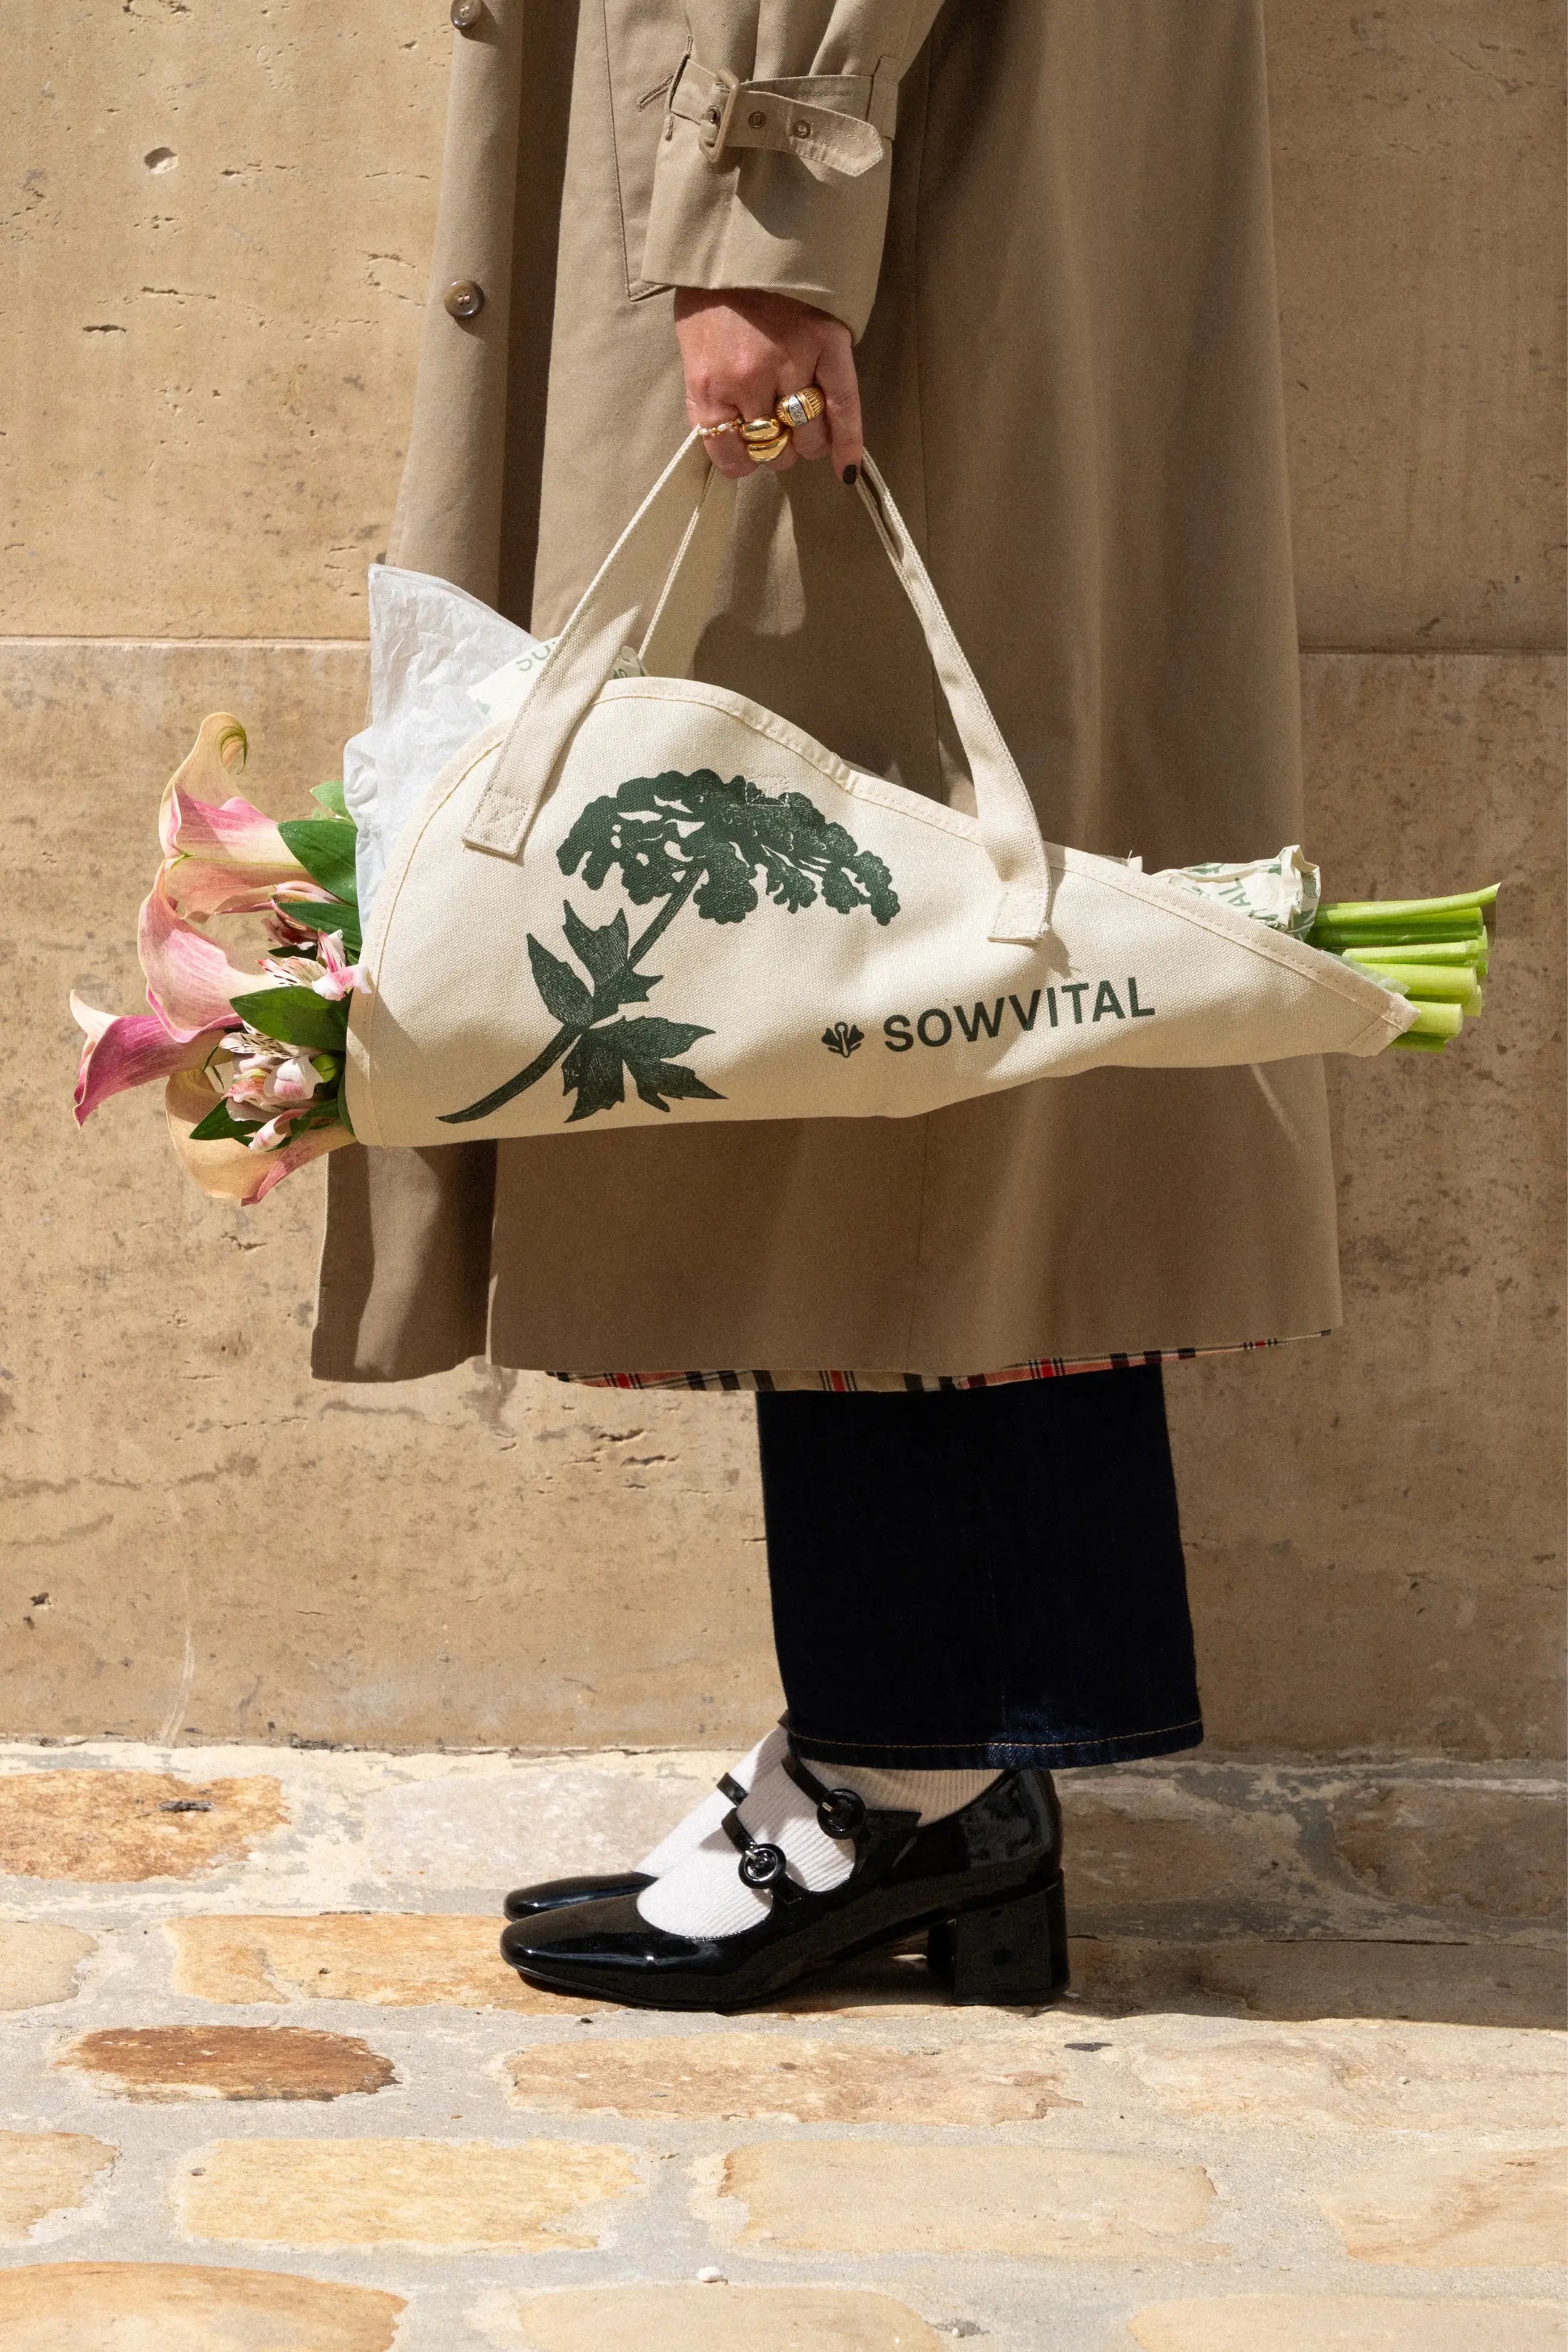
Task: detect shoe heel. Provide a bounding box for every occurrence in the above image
[927,1875,1070,2005]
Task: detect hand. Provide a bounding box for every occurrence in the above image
[674,288,864,483]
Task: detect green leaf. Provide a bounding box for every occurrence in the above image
[274,898,363,961]
[561,1025,626,1122]
[279,818,359,904]
[187,1099,265,1144]
[311,779,351,820]
[230,985,349,1052]
[526,935,596,1028]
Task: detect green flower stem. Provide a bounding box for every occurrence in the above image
[1316,885,1499,924]
[1344,958,1479,1002]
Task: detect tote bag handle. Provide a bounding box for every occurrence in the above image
[464,431,1052,944]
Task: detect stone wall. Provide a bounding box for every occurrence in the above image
[3,1,1562,1755]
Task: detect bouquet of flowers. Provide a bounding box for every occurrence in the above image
[71,720,1500,1203]
[71,716,363,1206]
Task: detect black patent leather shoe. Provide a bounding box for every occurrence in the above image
[502,1763,755,1920]
[502,1870,654,1921]
[499,1754,1068,2011]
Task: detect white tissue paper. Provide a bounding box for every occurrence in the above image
[344,564,646,916]
[344,565,537,914]
[1147,845,1321,937]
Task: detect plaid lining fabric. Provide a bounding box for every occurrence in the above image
[550,1336,1326,1394]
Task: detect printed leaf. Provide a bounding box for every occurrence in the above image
[561,1024,626,1122]
[279,818,359,904]
[562,902,658,1011]
[311,779,351,819]
[229,985,350,1052]
[526,934,596,1028]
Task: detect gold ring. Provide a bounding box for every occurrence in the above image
[775,386,825,431]
[698,417,744,438]
[741,415,792,465]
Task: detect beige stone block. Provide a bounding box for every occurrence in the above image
[504,2033,1076,2125]
[167,1913,588,2012]
[179,2137,642,2251]
[711,2142,1224,2261]
[1126,2294,1566,2352]
[0,1772,285,1882]
[1269,0,1565,649]
[56,2024,396,2101]
[1062,1792,1298,1921]
[0,2134,117,2240]
[1331,1785,1567,1922]
[1,2,443,636]
[1172,653,1566,1759]
[1068,1936,1568,2031]
[0,1922,96,2011]
[1321,2146,1568,2266]
[484,2284,947,2352]
[0,2261,403,2351]
[1127,2018,1567,2133]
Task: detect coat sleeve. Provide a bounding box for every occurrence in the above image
[640,1,946,340]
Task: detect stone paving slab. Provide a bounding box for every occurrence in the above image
[0,1739,1560,2351]
[0,1923,96,2013]
[478,2281,949,2348]
[0,2260,406,2348]
[1120,2294,1567,2350]
[56,2024,398,2102]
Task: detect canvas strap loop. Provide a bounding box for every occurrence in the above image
[668,54,895,180]
[464,433,1053,945]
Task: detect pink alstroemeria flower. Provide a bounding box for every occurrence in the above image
[261,930,362,1002]
[166,1067,352,1206]
[158,713,329,919]
[139,872,263,1041]
[71,994,230,1128]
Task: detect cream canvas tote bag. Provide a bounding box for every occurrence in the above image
[345,436,1412,1145]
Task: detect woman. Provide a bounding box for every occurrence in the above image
[316,1,1336,2006]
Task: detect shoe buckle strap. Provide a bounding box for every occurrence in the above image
[720,1805,806,1904]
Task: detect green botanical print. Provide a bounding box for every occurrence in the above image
[443,768,899,1125]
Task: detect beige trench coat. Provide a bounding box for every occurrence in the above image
[313,0,1340,1383]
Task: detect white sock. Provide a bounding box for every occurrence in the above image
[636,1755,1001,1939]
[634,1726,788,1878]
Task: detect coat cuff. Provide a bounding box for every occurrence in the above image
[641,56,899,341]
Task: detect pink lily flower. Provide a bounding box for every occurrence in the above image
[166,1068,352,1206]
[139,872,263,1041]
[71,994,229,1128]
[158,714,328,918]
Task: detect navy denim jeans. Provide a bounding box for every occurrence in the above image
[755,1366,1202,1770]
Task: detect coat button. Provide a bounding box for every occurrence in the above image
[450,0,483,25]
[443,279,484,321]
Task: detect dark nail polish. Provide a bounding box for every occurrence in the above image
[841,463,858,486]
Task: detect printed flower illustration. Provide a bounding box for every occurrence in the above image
[443,769,900,1127]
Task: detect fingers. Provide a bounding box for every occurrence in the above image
[813,334,864,481]
[789,408,830,462]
